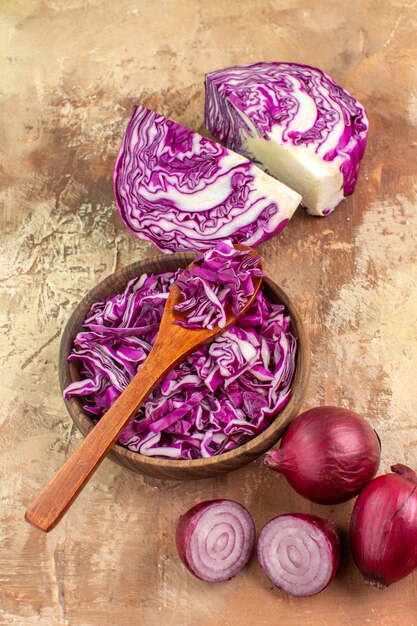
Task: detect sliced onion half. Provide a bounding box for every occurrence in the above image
[176,499,255,582]
[257,513,340,596]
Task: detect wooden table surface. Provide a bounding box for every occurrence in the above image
[1,1,416,624]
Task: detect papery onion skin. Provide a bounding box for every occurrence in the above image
[350,464,417,588]
[263,406,381,504]
[257,513,340,596]
[176,499,255,582]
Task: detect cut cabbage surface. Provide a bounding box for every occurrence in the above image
[205,62,369,216]
[114,105,302,253]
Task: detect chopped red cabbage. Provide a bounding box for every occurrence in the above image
[174,241,264,329]
[63,269,296,459]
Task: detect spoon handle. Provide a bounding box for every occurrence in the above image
[25,340,173,532]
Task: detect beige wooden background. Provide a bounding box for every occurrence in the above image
[1,0,416,624]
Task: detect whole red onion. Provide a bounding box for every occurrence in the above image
[264,406,381,504]
[176,499,255,582]
[257,513,340,596]
[350,464,417,588]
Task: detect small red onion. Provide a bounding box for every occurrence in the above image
[176,499,255,582]
[350,464,417,588]
[264,406,381,504]
[257,513,340,596]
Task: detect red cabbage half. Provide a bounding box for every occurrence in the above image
[63,270,297,460]
[205,62,369,216]
[113,105,301,253]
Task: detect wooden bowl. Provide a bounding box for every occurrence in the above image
[59,252,310,480]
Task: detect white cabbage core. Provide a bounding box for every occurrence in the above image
[246,136,344,216]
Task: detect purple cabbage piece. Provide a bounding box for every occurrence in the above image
[174,240,264,329]
[113,105,301,253]
[205,62,369,215]
[63,269,297,460]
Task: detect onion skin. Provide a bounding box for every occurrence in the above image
[257,513,340,596]
[350,464,417,588]
[264,406,381,504]
[176,501,209,574]
[176,499,255,582]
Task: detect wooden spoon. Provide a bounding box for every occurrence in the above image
[25,245,262,532]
